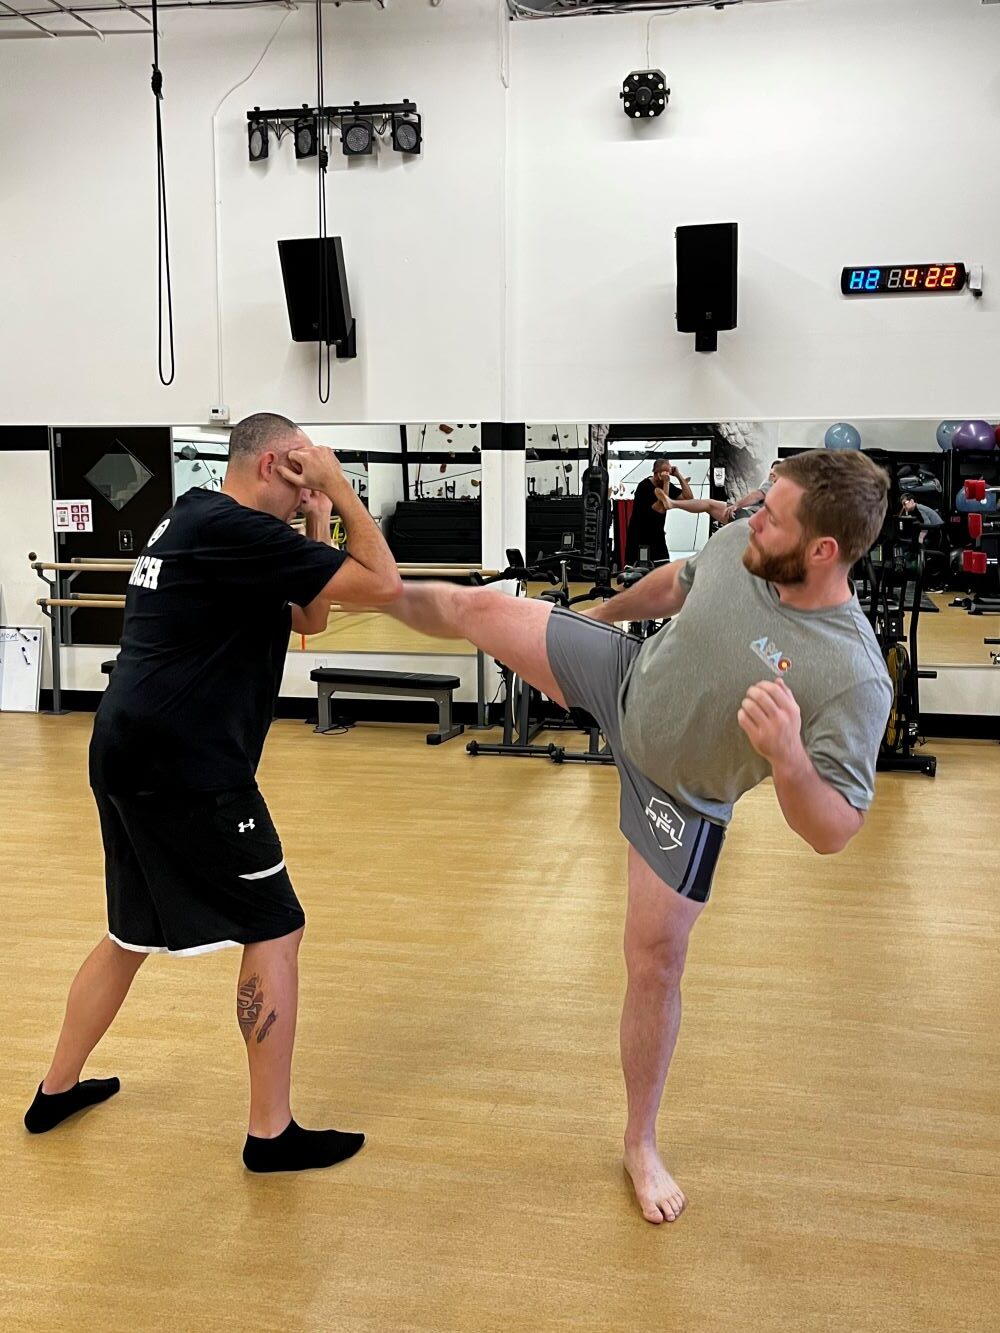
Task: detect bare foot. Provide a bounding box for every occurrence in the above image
[623,1143,688,1224]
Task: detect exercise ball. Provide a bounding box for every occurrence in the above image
[824,422,862,451]
[955,487,998,514]
[936,421,962,451]
[951,420,995,452]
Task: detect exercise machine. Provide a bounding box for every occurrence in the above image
[864,520,937,776]
[466,545,615,764]
[952,480,1000,614]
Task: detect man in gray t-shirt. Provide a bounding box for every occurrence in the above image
[383,450,892,1230]
[618,518,891,824]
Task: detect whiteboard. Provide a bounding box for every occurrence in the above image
[0,627,43,712]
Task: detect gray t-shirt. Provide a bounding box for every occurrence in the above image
[912,503,943,527]
[738,477,773,516]
[617,521,892,825]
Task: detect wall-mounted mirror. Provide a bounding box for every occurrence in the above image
[172,423,482,657]
[552,418,995,672]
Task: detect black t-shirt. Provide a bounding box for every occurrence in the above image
[90,490,346,795]
[625,476,682,559]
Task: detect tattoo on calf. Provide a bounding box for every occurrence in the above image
[237,973,264,1042]
[256,1010,278,1045]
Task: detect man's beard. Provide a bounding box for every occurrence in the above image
[742,536,808,585]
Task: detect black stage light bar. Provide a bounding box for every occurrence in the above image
[247,100,418,124]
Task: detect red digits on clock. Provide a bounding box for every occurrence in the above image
[926,267,941,289]
[903,269,918,289]
[942,266,957,289]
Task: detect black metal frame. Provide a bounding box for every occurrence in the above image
[864,525,937,776]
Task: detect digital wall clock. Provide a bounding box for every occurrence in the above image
[841,263,967,295]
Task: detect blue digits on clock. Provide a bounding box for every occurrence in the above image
[865,268,881,291]
[849,270,865,291]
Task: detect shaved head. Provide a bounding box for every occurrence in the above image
[228,412,303,465]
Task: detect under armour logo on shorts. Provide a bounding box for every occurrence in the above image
[238,819,255,833]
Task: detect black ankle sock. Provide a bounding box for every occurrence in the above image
[24,1078,121,1134]
[243,1118,365,1174]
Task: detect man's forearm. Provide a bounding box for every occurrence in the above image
[771,748,864,854]
[305,513,332,546]
[588,560,687,623]
[324,480,397,581]
[731,488,763,511]
[676,475,694,501]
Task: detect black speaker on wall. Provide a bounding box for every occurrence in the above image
[676,222,738,353]
[278,237,357,357]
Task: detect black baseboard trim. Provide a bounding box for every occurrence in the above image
[34,694,996,741]
[37,691,488,728]
[922,714,1000,741]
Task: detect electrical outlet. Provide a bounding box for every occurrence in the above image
[209,404,230,423]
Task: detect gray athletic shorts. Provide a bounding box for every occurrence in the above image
[546,608,725,903]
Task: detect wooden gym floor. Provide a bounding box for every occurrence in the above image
[2,714,998,1332]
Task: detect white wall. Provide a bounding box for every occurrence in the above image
[0,0,504,424]
[508,0,1000,421]
[3,0,999,427]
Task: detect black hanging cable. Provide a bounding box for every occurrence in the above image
[316,0,332,404]
[150,0,175,386]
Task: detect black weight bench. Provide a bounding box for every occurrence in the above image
[309,667,464,745]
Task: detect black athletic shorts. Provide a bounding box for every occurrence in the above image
[93,786,306,957]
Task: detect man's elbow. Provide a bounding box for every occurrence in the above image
[810,815,864,856]
[367,571,405,606]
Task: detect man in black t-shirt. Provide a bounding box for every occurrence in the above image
[25,413,402,1174]
[624,459,693,566]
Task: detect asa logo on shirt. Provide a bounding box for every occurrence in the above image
[750,636,792,675]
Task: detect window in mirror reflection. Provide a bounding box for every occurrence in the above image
[607,435,712,564]
[171,428,229,499]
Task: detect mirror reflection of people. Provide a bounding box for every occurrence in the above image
[624,459,693,565]
[663,462,782,526]
[899,494,943,543]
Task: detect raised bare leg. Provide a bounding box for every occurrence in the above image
[387,582,568,707]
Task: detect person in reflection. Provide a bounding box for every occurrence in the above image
[380,449,892,1226]
[624,459,693,565]
[899,493,944,541]
[25,413,401,1174]
[661,461,783,527]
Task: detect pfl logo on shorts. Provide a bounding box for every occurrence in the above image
[645,798,686,853]
[750,636,792,675]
